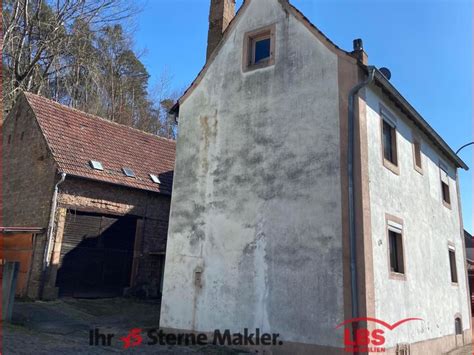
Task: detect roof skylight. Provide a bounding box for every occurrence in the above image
[150,174,161,184]
[122,167,136,177]
[89,160,103,171]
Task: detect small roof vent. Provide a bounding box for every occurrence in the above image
[89,160,103,171]
[122,167,135,177]
[150,174,161,184]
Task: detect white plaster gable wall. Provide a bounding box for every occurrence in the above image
[365,86,470,349]
[161,0,346,347]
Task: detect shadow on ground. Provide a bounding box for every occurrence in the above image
[4,298,245,354]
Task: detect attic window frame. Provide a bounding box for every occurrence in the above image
[150,174,161,184]
[380,105,399,175]
[439,163,451,209]
[89,160,104,171]
[243,24,276,72]
[412,134,423,174]
[122,167,136,178]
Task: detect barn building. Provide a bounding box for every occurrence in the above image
[3,92,175,300]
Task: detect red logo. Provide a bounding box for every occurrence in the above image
[119,328,143,349]
[336,317,422,352]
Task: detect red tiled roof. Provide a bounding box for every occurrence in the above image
[24,92,176,195]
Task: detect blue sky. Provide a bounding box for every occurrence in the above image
[134,0,473,232]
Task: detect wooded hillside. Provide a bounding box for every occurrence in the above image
[2,0,178,138]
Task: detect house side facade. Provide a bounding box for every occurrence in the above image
[161,0,363,351]
[363,86,472,352]
[161,0,470,353]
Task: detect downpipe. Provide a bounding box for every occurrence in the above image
[348,66,375,342]
[39,172,66,299]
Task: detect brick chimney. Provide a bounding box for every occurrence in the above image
[207,0,236,60]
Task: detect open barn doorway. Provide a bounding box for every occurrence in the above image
[56,210,138,298]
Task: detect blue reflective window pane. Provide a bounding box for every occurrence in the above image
[255,38,271,63]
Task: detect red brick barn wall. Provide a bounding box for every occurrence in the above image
[2,95,58,228]
[3,96,59,298]
[46,177,171,298]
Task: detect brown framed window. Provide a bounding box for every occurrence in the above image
[442,182,451,204]
[243,24,275,72]
[389,230,404,274]
[449,247,458,283]
[383,120,397,165]
[386,215,405,279]
[380,107,399,175]
[440,164,451,208]
[413,138,422,172]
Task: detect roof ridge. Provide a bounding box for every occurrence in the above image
[23,91,177,145]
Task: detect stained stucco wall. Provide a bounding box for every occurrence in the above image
[161,0,345,347]
[365,86,471,348]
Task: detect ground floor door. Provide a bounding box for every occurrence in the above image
[56,210,137,298]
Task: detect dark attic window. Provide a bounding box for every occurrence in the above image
[254,38,271,63]
[440,164,451,208]
[382,120,397,166]
[244,24,275,72]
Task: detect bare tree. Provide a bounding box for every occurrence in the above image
[2,0,138,111]
[2,0,179,140]
[149,70,181,139]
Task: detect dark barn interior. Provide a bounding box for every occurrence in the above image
[56,211,137,298]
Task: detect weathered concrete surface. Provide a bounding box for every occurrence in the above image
[365,86,472,350]
[161,0,345,347]
[446,341,474,355]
